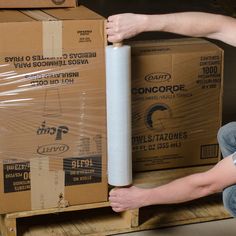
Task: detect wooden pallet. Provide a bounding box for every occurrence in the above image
[0,165,232,236]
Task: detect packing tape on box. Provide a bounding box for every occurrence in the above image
[21,10,63,58]
[30,157,65,210]
[106,44,132,187]
[42,21,63,58]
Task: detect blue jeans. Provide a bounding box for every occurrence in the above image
[217,122,236,217]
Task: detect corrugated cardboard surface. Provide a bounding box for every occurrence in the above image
[0,6,107,214]
[0,0,76,8]
[130,38,223,171]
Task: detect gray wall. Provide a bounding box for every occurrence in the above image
[79,0,236,124]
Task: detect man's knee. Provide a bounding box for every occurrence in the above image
[217,122,236,144]
[223,186,236,217]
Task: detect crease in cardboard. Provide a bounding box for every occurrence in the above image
[30,157,65,210]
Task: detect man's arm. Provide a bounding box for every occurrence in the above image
[106,12,236,46]
[109,155,236,212]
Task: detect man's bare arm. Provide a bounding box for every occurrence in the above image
[107,12,236,46]
[109,155,236,212]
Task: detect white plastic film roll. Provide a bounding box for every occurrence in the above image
[106,44,132,186]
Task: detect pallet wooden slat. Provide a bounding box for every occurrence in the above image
[0,214,17,236]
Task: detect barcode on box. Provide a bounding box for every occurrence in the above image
[201,144,219,159]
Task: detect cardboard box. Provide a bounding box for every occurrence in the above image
[0,5,107,213]
[0,0,77,8]
[130,38,223,171]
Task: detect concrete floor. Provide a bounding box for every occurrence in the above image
[117,218,236,236]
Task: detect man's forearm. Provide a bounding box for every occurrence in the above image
[141,12,236,46]
[143,12,225,38]
[144,173,217,206]
[107,12,236,46]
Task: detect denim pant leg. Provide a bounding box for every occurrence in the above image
[217,122,236,217]
[217,122,236,157]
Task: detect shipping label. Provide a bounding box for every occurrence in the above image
[63,155,102,186]
[197,55,222,89]
[3,161,30,193]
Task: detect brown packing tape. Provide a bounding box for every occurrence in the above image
[30,157,65,210]
[43,21,63,58]
[20,10,63,58]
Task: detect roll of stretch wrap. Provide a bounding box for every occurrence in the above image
[106,44,132,186]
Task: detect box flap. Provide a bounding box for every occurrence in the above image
[0,5,104,23]
[129,38,222,56]
[43,5,105,20]
[0,10,34,23]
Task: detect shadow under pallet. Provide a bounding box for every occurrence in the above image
[0,165,232,236]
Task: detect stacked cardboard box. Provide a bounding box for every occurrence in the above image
[0,0,77,8]
[0,5,107,213]
[130,38,223,171]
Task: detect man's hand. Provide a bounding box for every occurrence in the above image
[106,13,148,43]
[109,186,150,212]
